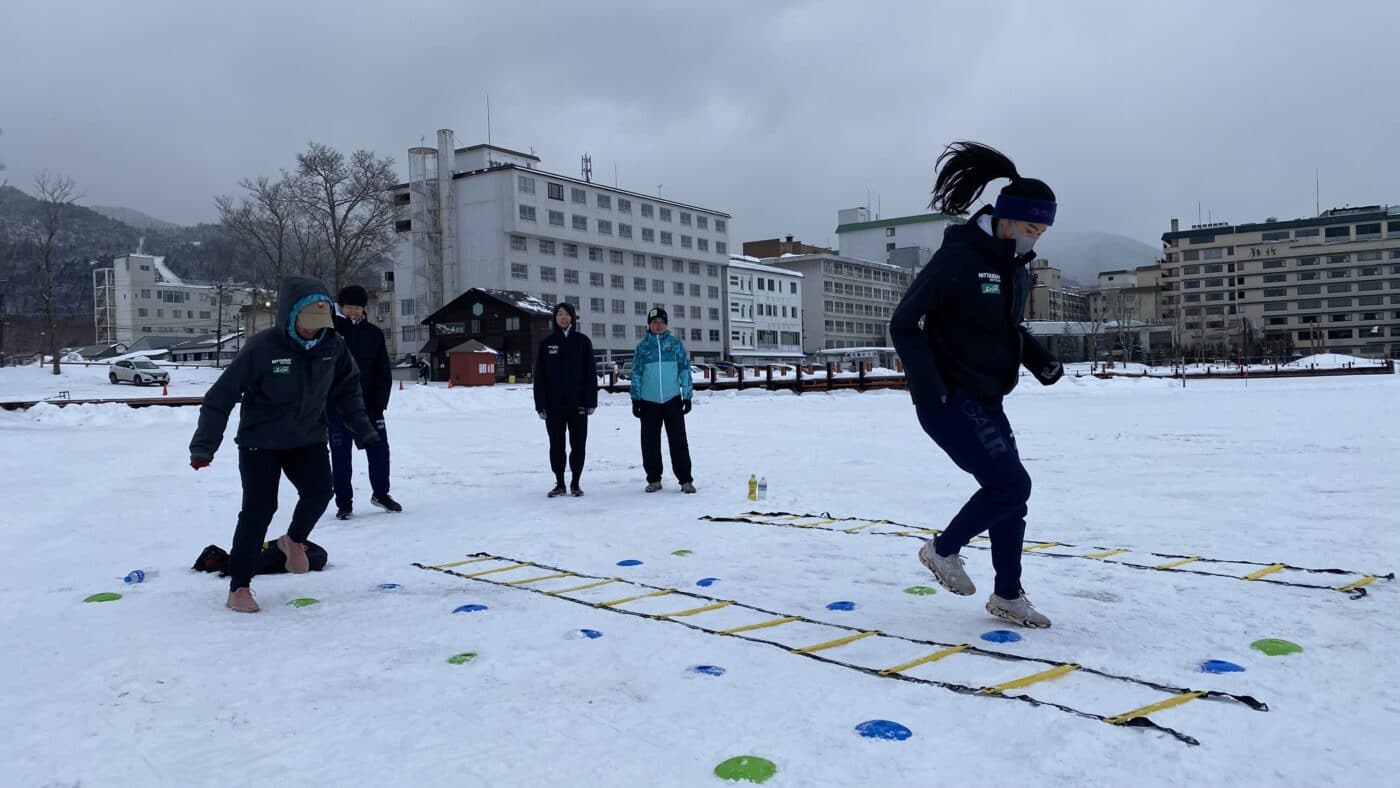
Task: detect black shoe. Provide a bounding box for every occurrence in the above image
[371,494,402,513]
[644,482,662,493]
[548,484,567,498]
[570,484,584,497]
[680,482,697,494]
[335,507,352,521]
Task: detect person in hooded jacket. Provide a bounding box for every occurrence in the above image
[629,307,696,493]
[889,141,1065,629]
[329,285,400,519]
[189,276,380,614]
[533,302,599,497]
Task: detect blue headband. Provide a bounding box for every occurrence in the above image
[995,194,1057,226]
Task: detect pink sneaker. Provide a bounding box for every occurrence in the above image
[226,588,260,613]
[278,534,310,574]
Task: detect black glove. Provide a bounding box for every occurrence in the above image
[680,399,692,415]
[631,400,643,418]
[1037,361,1064,386]
[537,410,547,420]
[579,406,595,416]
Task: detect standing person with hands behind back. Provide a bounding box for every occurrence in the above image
[533,302,598,498]
[329,284,400,520]
[889,141,1065,629]
[189,276,380,614]
[630,307,696,494]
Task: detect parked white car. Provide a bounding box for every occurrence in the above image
[110,359,170,386]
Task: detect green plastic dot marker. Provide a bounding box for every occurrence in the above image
[447,652,478,665]
[84,592,122,603]
[713,755,776,784]
[287,597,320,608]
[903,586,938,596]
[1251,638,1302,656]
[672,549,695,557]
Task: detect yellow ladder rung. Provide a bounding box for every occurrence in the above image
[970,536,991,544]
[1103,691,1205,725]
[461,562,533,578]
[428,556,496,569]
[655,601,733,619]
[503,572,573,586]
[980,664,1080,694]
[1022,542,1061,553]
[1338,576,1377,593]
[1242,563,1287,581]
[717,616,804,635]
[878,644,969,675]
[546,578,620,596]
[597,589,674,608]
[843,523,874,533]
[1155,557,1202,570]
[796,519,840,528]
[1085,548,1129,560]
[792,630,880,655]
[910,528,943,536]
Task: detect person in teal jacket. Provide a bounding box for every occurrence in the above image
[630,307,696,493]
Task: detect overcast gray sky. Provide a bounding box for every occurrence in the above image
[3,0,1398,249]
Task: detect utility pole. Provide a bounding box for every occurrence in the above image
[215,282,224,368]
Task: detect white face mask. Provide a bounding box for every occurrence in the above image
[1010,225,1036,256]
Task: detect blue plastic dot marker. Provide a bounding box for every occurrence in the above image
[690,665,726,677]
[452,604,489,614]
[981,630,1022,644]
[1200,659,1245,674]
[578,629,603,639]
[696,577,719,587]
[377,583,401,591]
[617,559,643,567]
[855,720,913,741]
[826,601,856,611]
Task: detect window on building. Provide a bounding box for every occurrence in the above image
[571,188,587,204]
[633,277,646,291]
[716,242,727,255]
[690,284,701,297]
[539,239,556,255]
[709,329,720,342]
[1356,223,1382,240]
[619,224,632,239]
[511,263,528,280]
[565,269,580,285]
[618,199,631,214]
[549,210,565,227]
[659,207,672,222]
[598,220,613,235]
[612,324,626,338]
[610,250,624,264]
[1298,299,1323,309]
[540,266,557,282]
[1262,273,1286,283]
[611,299,625,314]
[1182,250,1200,261]
[1325,226,1351,243]
[590,272,605,288]
[573,215,588,231]
[1298,271,1320,281]
[564,243,579,258]
[641,203,654,218]
[635,325,647,339]
[518,176,535,194]
[660,232,673,246]
[642,228,655,242]
[1261,230,1290,241]
[610,274,625,289]
[1327,283,1352,293]
[1263,288,1287,298]
[1296,285,1322,295]
[400,298,416,315]
[673,282,685,295]
[886,242,896,252]
[1263,259,1285,269]
[596,194,611,210]
[590,297,605,313]
[510,235,527,251]
[680,212,692,226]
[690,306,700,319]
[652,279,665,293]
[519,205,537,222]
[548,183,564,200]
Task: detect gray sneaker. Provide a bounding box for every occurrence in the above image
[918,540,975,596]
[986,592,1052,629]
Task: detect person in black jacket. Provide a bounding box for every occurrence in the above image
[533,302,598,497]
[890,142,1065,629]
[329,285,400,519]
[189,276,380,613]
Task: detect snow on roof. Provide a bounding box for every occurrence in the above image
[151,256,183,285]
[726,258,804,276]
[479,289,555,316]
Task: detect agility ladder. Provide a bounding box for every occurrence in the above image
[701,511,1392,599]
[416,552,1268,747]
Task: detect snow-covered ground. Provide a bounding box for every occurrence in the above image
[1,369,1397,786]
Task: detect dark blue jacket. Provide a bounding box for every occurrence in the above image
[533,327,598,412]
[189,277,376,461]
[333,313,392,417]
[889,209,1059,404]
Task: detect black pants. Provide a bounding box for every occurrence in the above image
[545,410,589,484]
[229,443,333,591]
[329,413,391,509]
[640,397,693,484]
[916,392,1032,599]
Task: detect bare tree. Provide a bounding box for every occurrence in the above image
[1103,287,1141,363]
[292,143,397,291]
[30,171,79,375]
[215,175,298,292]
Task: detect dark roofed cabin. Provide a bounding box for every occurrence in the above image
[421,288,554,382]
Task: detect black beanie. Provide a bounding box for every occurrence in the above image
[338,285,369,307]
[554,302,578,322]
[647,306,668,324]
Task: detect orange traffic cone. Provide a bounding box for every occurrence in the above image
[162,382,168,396]
[399,379,404,391]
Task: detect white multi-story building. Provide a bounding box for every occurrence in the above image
[93,253,251,345]
[391,130,732,363]
[723,257,803,362]
[763,253,912,353]
[835,207,958,270]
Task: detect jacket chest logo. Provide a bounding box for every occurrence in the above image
[981,283,1002,295]
[548,345,560,355]
[978,272,1002,282]
[271,357,292,374]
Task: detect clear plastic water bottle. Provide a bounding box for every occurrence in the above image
[123,569,159,584]
[757,476,768,501]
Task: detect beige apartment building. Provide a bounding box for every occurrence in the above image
[1025,259,1089,322]
[1161,207,1400,358]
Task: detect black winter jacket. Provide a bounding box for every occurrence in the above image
[189,277,376,461]
[333,313,392,418]
[889,209,1060,404]
[533,327,599,413]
